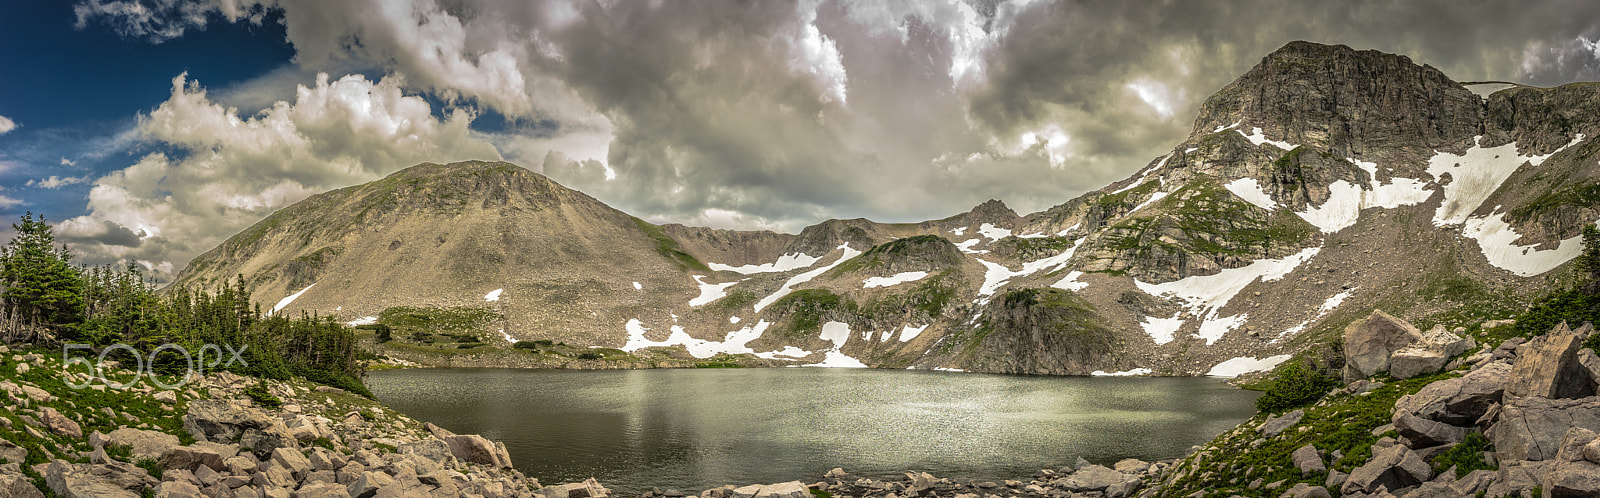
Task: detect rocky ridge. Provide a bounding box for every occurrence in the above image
[169,41,1600,379]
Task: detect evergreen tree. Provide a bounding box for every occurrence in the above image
[0,213,84,339]
[1577,224,1600,296]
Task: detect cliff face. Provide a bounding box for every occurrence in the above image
[173,42,1600,377]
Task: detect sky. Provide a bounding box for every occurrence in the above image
[4,0,1600,283]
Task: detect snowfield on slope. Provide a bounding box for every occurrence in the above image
[1206,355,1292,377]
[863,271,929,288]
[1136,247,1318,345]
[271,283,315,316]
[753,244,862,312]
[709,252,821,274]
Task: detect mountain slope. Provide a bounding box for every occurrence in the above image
[172,42,1600,377]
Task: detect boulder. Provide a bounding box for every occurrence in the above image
[1392,362,1508,426]
[1056,465,1129,491]
[345,471,394,498]
[1506,322,1596,399]
[1548,431,1600,497]
[1388,326,1475,379]
[904,472,936,495]
[1489,395,1600,461]
[754,482,809,498]
[1343,310,1423,380]
[1291,444,1325,475]
[0,471,44,498]
[153,390,177,404]
[270,447,312,479]
[1451,469,1497,496]
[158,446,227,473]
[294,482,352,498]
[182,400,297,459]
[46,459,158,498]
[1490,461,1552,497]
[1340,444,1432,495]
[399,438,457,467]
[39,407,83,438]
[156,480,204,498]
[1279,482,1331,498]
[0,439,26,464]
[1392,413,1469,448]
[538,478,611,498]
[441,434,513,468]
[1258,410,1305,437]
[104,428,181,460]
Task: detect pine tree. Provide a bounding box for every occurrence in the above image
[0,213,84,340]
[1577,224,1600,296]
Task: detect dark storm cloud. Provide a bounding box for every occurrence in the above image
[67,0,1600,241]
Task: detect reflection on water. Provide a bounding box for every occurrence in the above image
[367,368,1258,494]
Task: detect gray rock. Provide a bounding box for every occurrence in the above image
[1057,465,1129,491]
[271,447,313,479]
[0,439,25,465]
[1392,362,1509,426]
[1340,444,1432,495]
[1112,458,1149,474]
[1343,310,1422,380]
[345,471,394,498]
[105,428,182,461]
[159,446,227,473]
[157,480,204,498]
[1392,412,1469,448]
[0,471,45,498]
[1489,395,1600,461]
[1450,469,1497,496]
[1506,322,1596,399]
[1291,444,1325,475]
[39,407,83,438]
[441,434,513,469]
[1258,410,1304,437]
[904,473,936,495]
[46,459,158,498]
[153,390,178,404]
[1279,482,1330,498]
[1580,349,1600,391]
[182,400,297,459]
[294,482,352,498]
[398,438,457,467]
[1547,459,1600,497]
[754,482,809,498]
[1387,349,1447,380]
[538,478,611,498]
[1324,469,1347,489]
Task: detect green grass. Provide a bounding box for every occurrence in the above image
[1157,371,1461,498]
[378,306,499,333]
[634,217,709,272]
[774,289,853,337]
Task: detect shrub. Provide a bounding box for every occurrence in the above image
[1432,432,1495,477]
[1256,361,1341,413]
[242,382,282,409]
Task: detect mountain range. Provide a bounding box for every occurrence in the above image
[170,41,1600,377]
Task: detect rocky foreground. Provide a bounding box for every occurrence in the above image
[4,312,1600,498]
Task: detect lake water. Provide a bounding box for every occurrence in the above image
[366,368,1258,494]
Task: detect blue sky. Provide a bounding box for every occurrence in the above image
[3,0,1600,282]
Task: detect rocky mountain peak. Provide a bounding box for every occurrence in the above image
[1190,41,1480,163]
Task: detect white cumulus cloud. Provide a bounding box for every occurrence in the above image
[59,71,499,282]
[0,115,16,134]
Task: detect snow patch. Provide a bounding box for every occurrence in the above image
[708,252,821,274]
[756,346,811,359]
[933,367,966,373]
[1223,178,1278,210]
[1050,271,1088,291]
[753,244,862,312]
[954,238,988,254]
[1213,120,1242,133]
[621,318,778,359]
[271,283,315,316]
[1462,214,1590,276]
[1206,355,1293,378]
[863,271,929,289]
[484,288,504,302]
[950,226,968,236]
[898,324,928,342]
[345,316,377,326]
[1428,136,1579,226]
[729,316,741,324]
[1136,247,1318,345]
[1139,313,1183,345]
[1295,180,1364,233]
[499,329,515,343]
[1317,288,1357,316]
[975,238,1085,296]
[978,223,1012,241]
[1092,368,1152,377]
[633,282,642,290]
[1017,232,1048,239]
[1131,191,1168,213]
[801,321,868,368]
[1238,127,1296,150]
[1056,223,1081,236]
[689,275,742,307]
